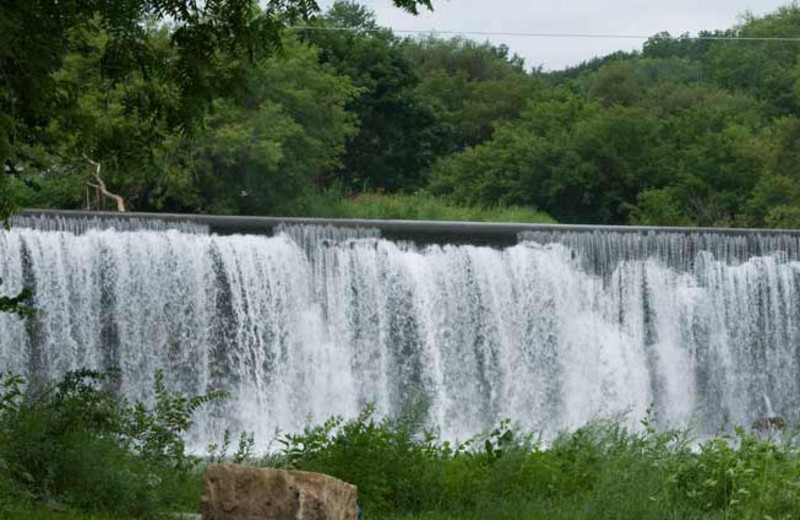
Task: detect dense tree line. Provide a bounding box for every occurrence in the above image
[433,5,800,227]
[0,0,429,219]
[4,1,800,228]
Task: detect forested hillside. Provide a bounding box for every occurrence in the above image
[5,1,800,227]
[433,5,800,227]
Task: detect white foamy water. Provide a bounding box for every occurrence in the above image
[2,219,800,446]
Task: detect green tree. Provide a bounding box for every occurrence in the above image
[0,0,274,214]
[430,91,665,224]
[0,0,434,220]
[9,19,188,211]
[168,36,359,215]
[744,117,800,228]
[587,60,645,107]
[9,30,359,215]
[406,37,540,150]
[301,1,448,192]
[703,6,800,117]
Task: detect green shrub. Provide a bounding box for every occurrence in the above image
[669,427,800,519]
[278,406,447,514]
[0,369,218,517]
[275,409,800,519]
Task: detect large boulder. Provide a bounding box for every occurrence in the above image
[201,465,358,520]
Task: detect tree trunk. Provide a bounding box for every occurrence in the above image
[84,156,126,212]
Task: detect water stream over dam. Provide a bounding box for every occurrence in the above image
[1,212,799,445]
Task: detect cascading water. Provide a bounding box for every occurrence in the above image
[1,215,800,446]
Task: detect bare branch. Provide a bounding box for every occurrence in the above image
[83,155,126,212]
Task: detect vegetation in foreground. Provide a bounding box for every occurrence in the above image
[0,369,209,518]
[1,370,800,519]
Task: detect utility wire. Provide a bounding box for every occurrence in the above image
[289,25,800,42]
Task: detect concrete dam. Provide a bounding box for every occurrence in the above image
[2,209,799,445]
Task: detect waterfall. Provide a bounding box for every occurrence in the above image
[2,217,800,446]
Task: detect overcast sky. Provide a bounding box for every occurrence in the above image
[318,0,792,70]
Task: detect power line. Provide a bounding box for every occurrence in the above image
[289,25,800,42]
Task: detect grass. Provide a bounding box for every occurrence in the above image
[294,191,555,223]
[0,507,145,519]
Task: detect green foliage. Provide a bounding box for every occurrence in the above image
[587,60,645,107]
[0,0,430,218]
[0,369,219,517]
[8,25,359,214]
[11,1,800,228]
[420,5,800,229]
[628,189,695,227]
[164,35,359,215]
[432,94,664,224]
[279,405,451,514]
[273,409,800,519]
[302,2,448,192]
[0,0,313,167]
[296,191,554,223]
[0,279,32,317]
[207,429,257,466]
[431,61,774,226]
[405,37,540,150]
[2,386,800,519]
